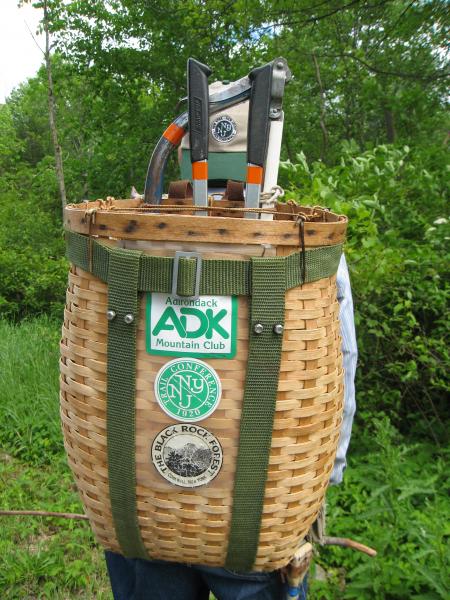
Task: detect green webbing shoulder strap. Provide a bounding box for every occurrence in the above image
[65,230,342,567]
[107,247,149,559]
[225,256,286,571]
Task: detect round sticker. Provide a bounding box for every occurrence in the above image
[211,115,237,143]
[151,424,223,487]
[154,358,222,422]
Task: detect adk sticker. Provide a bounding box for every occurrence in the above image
[211,115,237,143]
[154,358,222,422]
[151,424,223,487]
[146,293,237,358]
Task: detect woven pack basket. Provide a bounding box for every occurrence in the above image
[60,198,347,572]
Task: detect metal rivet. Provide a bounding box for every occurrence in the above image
[124,313,134,324]
[253,322,264,334]
[106,309,116,321]
[273,323,284,335]
[276,61,284,69]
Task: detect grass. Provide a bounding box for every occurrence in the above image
[0,317,111,599]
[0,317,448,599]
[0,455,111,599]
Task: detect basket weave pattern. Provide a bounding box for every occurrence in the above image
[60,252,343,570]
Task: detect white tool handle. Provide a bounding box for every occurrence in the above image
[260,115,284,221]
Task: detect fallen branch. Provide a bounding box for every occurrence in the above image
[0,510,89,521]
[323,536,377,557]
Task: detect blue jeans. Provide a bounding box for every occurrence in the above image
[105,551,308,600]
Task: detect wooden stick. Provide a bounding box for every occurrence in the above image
[0,510,89,521]
[323,536,377,557]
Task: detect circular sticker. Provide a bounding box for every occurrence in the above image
[151,424,223,487]
[154,358,222,422]
[211,115,237,143]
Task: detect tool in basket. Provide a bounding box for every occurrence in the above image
[144,57,292,217]
[187,58,212,213]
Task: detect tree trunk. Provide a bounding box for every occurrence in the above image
[383,107,396,143]
[311,52,329,162]
[284,128,295,163]
[44,0,66,212]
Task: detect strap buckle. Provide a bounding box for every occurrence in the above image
[172,251,202,299]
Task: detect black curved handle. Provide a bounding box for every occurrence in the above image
[247,62,273,167]
[188,58,212,163]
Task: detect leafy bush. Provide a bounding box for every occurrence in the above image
[281,143,449,443]
[311,417,450,599]
[0,184,67,321]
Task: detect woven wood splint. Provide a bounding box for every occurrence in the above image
[60,198,347,571]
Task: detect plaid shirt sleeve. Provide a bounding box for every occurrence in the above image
[330,254,358,485]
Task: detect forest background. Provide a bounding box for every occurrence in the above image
[0,1,448,598]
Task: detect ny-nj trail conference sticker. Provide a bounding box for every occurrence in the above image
[146,293,237,358]
[154,358,222,422]
[211,115,237,143]
[151,424,223,487]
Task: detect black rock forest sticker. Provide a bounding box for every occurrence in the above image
[151,424,223,487]
[154,358,222,422]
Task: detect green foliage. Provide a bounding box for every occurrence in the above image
[0,116,66,320]
[0,318,62,464]
[280,143,449,442]
[0,456,111,599]
[7,73,52,167]
[0,319,448,598]
[0,105,25,175]
[0,319,112,597]
[310,417,450,599]
[0,188,67,320]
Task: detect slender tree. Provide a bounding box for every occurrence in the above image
[311,52,329,161]
[41,0,66,210]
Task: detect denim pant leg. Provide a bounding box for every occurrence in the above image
[105,551,308,600]
[197,566,308,600]
[105,551,210,600]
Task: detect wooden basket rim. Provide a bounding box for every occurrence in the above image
[64,199,347,247]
